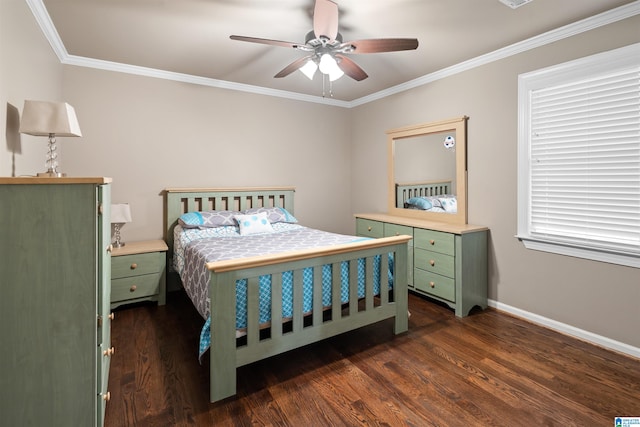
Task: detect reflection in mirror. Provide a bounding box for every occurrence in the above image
[387,116,468,225]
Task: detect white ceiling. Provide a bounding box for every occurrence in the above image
[39,0,638,103]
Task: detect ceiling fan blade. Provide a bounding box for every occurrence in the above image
[344,38,419,54]
[313,0,339,41]
[335,54,368,81]
[274,55,314,78]
[230,35,299,49]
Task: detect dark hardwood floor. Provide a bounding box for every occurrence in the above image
[104,291,640,426]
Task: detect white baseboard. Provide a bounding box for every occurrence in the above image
[488,299,640,360]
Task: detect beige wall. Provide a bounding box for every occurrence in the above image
[60,67,352,240]
[350,15,640,349]
[0,0,64,177]
[2,2,639,354]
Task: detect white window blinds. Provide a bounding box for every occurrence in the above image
[518,43,640,266]
[529,66,640,254]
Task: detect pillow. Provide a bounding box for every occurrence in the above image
[242,207,298,224]
[178,210,241,229]
[234,212,275,236]
[439,196,458,213]
[404,197,433,210]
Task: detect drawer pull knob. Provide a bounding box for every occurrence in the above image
[130,285,137,292]
[430,281,435,288]
[102,392,111,402]
[108,312,115,321]
[130,263,138,270]
[429,240,435,245]
[367,226,372,231]
[103,347,115,357]
[429,260,435,266]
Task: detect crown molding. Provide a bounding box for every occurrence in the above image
[27,0,640,109]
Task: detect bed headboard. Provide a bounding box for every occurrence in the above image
[396,180,451,208]
[164,186,295,248]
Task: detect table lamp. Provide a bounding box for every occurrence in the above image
[111,204,132,248]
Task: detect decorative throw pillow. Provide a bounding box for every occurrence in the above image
[234,212,275,236]
[439,197,458,213]
[405,197,433,210]
[178,210,241,229]
[242,207,298,224]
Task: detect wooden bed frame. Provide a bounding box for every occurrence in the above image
[396,180,452,208]
[164,187,411,402]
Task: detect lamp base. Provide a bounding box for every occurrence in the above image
[112,241,126,248]
[37,171,66,178]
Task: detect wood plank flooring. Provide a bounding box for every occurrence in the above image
[104,291,640,426]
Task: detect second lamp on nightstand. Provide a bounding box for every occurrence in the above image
[110,239,168,309]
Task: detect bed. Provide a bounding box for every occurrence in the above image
[396,180,458,213]
[164,187,412,402]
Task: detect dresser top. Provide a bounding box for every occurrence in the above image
[0,177,112,184]
[355,212,488,234]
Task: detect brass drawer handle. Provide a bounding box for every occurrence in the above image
[430,281,435,288]
[103,347,115,357]
[130,263,138,270]
[429,239,435,245]
[108,312,115,321]
[102,392,111,402]
[367,226,372,231]
[429,259,435,266]
[130,285,137,292]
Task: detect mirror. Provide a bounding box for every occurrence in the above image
[387,116,468,224]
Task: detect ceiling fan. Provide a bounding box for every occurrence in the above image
[230,0,419,83]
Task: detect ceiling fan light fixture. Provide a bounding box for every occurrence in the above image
[328,66,344,82]
[299,60,318,80]
[319,53,340,75]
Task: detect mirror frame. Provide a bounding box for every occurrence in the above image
[387,116,468,224]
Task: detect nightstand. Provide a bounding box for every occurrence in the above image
[111,239,168,309]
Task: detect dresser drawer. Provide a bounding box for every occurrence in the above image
[414,269,455,302]
[414,228,455,255]
[112,252,162,279]
[384,223,414,245]
[415,248,455,278]
[111,273,161,302]
[356,218,384,238]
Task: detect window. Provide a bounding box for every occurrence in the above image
[517,43,640,268]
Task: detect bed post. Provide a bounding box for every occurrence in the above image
[209,271,238,402]
[394,242,409,334]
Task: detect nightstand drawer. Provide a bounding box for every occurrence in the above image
[356,218,384,238]
[414,228,455,255]
[111,274,160,302]
[415,248,455,278]
[414,269,455,302]
[112,252,162,279]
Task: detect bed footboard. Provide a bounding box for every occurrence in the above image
[206,235,411,403]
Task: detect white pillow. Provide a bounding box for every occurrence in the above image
[234,212,275,236]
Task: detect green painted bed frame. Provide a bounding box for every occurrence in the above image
[164,187,411,402]
[396,180,453,208]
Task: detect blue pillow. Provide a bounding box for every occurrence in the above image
[405,197,432,210]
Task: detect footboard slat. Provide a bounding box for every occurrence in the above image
[365,256,374,311]
[271,274,283,338]
[331,263,341,321]
[381,254,389,305]
[247,277,259,347]
[293,269,304,333]
[312,268,323,326]
[349,260,358,314]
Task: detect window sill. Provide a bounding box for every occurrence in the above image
[516,236,640,269]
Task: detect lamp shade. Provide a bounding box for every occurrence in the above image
[19,100,82,137]
[111,204,132,224]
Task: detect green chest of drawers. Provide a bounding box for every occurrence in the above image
[0,178,113,427]
[110,240,168,309]
[356,214,488,317]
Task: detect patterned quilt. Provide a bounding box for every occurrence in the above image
[174,224,390,358]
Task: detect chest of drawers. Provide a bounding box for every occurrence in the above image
[111,240,168,309]
[356,213,487,317]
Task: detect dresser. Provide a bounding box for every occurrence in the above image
[0,177,113,427]
[111,239,168,309]
[356,213,488,317]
